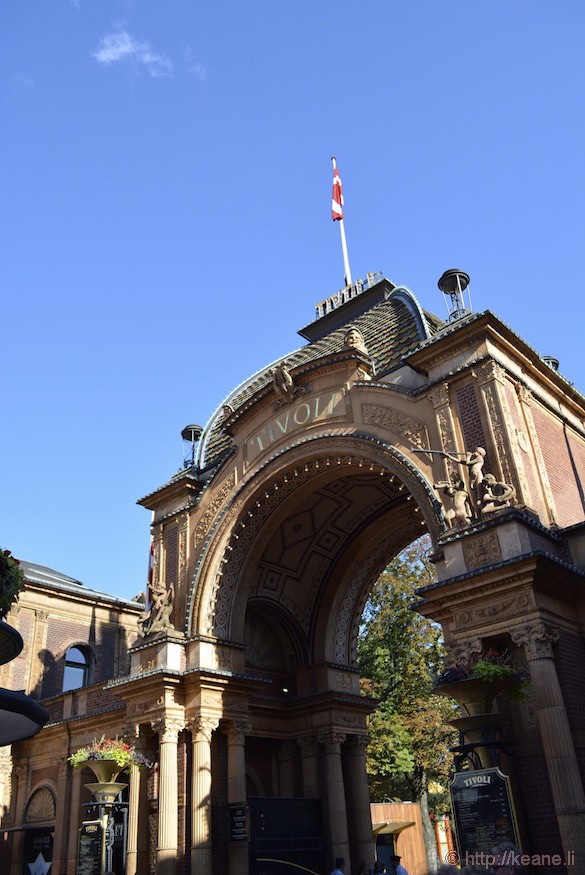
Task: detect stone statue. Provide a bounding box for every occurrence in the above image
[434,478,472,528]
[478,473,516,514]
[271,361,304,406]
[138,579,175,637]
[439,446,487,490]
[343,327,368,356]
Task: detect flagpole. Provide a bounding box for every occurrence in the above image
[331,156,352,287]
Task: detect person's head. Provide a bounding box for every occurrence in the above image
[335,859,344,871]
[343,327,367,353]
[373,861,386,873]
[390,856,401,868]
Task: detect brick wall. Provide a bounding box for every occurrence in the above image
[455,383,492,473]
[532,405,585,527]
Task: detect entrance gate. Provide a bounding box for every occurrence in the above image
[248,798,324,875]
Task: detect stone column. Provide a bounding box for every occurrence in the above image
[189,717,218,875]
[298,736,319,798]
[318,730,350,871]
[152,717,184,875]
[9,765,27,875]
[225,720,252,875]
[346,734,374,871]
[66,767,82,875]
[49,757,68,875]
[511,621,585,858]
[278,741,296,797]
[125,726,148,875]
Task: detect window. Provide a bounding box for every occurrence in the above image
[62,646,91,692]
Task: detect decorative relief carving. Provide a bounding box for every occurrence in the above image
[335,672,352,691]
[462,531,502,570]
[511,621,559,660]
[479,381,515,487]
[427,382,450,409]
[454,593,534,630]
[217,649,233,670]
[194,472,236,547]
[336,533,406,664]
[126,701,152,719]
[517,385,532,405]
[361,404,428,448]
[477,360,507,385]
[178,519,188,588]
[444,638,483,667]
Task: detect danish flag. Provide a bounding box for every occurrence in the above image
[331,165,344,221]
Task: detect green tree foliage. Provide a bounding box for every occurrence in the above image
[357,537,457,813]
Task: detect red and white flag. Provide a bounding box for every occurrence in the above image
[331,164,344,221]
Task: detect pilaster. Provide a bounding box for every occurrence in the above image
[511,620,585,859]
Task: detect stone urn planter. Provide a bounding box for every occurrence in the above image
[432,676,520,717]
[84,758,127,784]
[84,780,128,806]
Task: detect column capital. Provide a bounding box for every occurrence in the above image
[511,621,559,660]
[317,730,346,754]
[348,734,370,755]
[223,720,252,743]
[151,716,184,742]
[187,716,219,743]
[427,382,450,409]
[477,358,507,385]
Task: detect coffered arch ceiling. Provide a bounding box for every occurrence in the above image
[190,436,442,666]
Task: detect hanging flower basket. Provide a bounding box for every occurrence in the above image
[68,736,151,782]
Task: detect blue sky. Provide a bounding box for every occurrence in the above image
[2,1,584,600]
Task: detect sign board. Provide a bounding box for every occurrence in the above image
[450,768,520,854]
[229,804,248,843]
[77,820,103,875]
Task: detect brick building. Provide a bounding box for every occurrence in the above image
[2,273,585,875]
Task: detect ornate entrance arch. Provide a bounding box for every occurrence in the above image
[124,277,585,873]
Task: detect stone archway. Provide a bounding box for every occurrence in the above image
[128,278,585,873]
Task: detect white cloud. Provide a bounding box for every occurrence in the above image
[184,46,206,80]
[92,30,172,78]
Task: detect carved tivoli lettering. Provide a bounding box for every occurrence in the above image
[245,390,346,464]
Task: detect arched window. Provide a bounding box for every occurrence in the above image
[62,645,92,692]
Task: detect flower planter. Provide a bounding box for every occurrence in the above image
[432,676,519,717]
[84,758,127,784]
[85,781,128,806]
